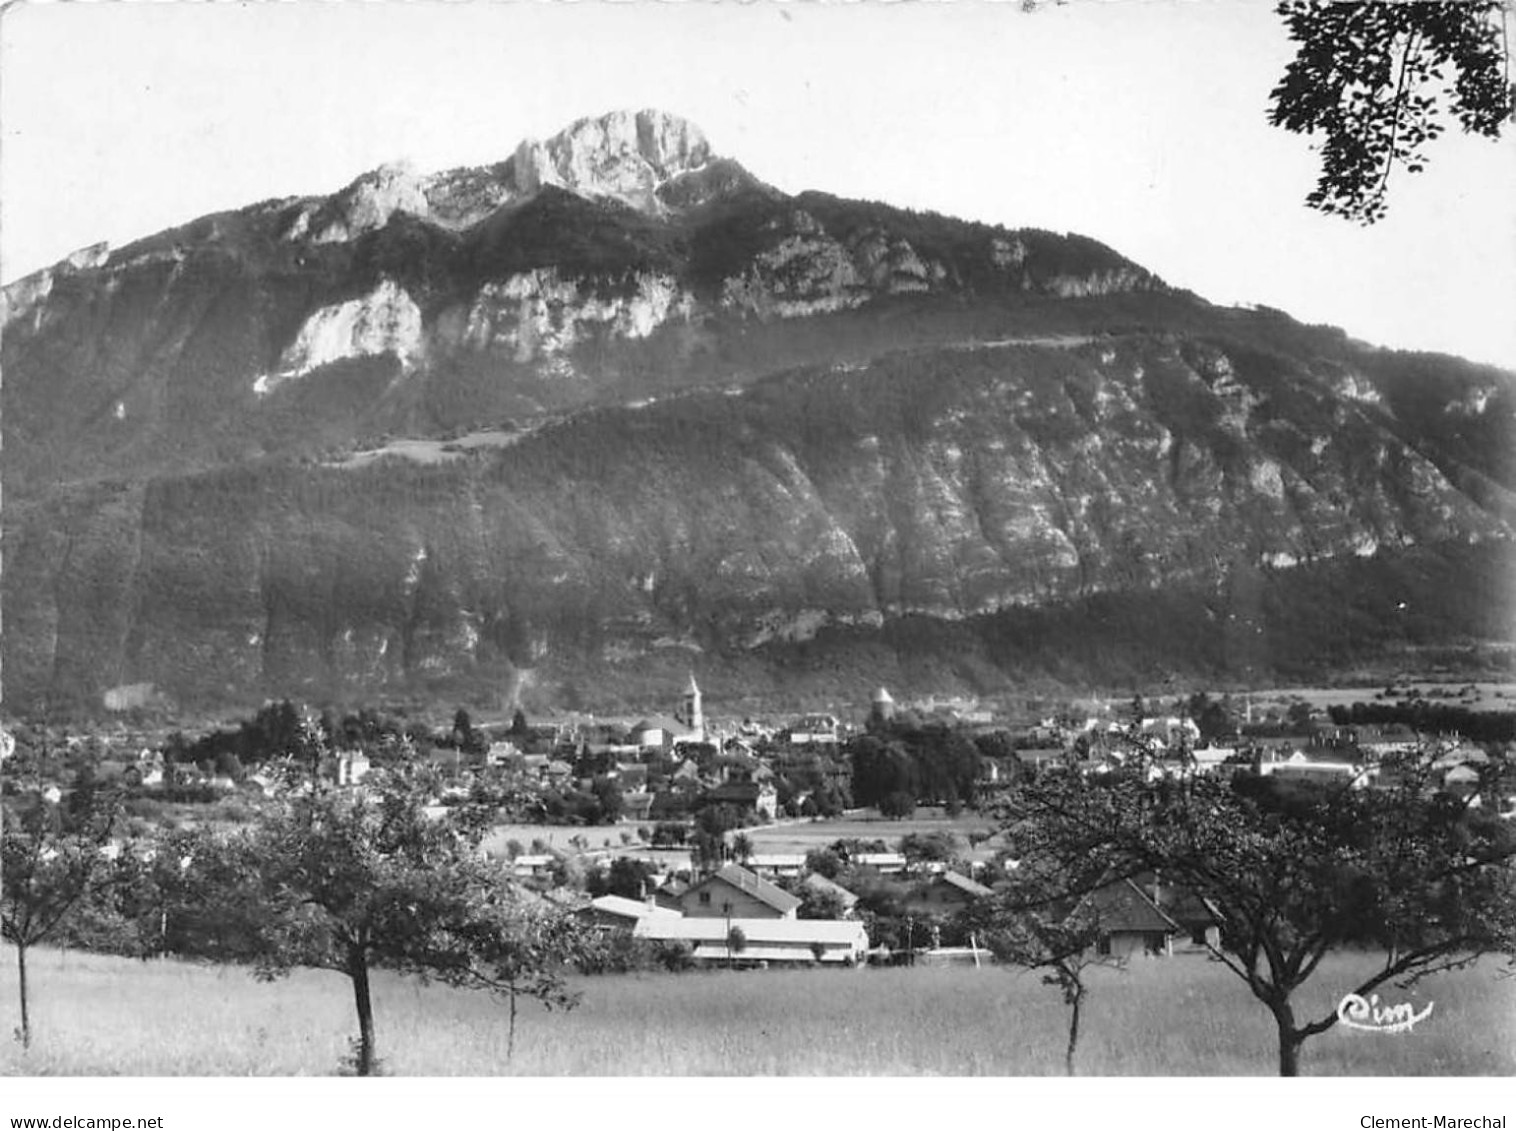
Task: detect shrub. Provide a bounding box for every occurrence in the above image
[575,933,660,975]
[654,939,696,972]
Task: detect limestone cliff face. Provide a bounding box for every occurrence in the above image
[718,211,956,320]
[265,278,425,390]
[1,110,1159,477]
[307,163,432,243]
[721,213,869,319]
[511,109,712,214]
[463,269,696,368]
[1042,267,1153,298]
[275,111,727,244]
[1,241,111,332]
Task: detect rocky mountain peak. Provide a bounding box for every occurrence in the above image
[308,160,431,243]
[510,108,714,213]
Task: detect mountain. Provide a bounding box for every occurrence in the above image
[4,109,1514,717]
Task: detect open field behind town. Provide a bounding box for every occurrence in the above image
[477,812,999,863]
[740,812,996,857]
[4,947,1511,1076]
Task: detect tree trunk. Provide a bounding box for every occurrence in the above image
[1065,984,1084,1077]
[348,947,377,1077]
[1271,1001,1303,1077]
[16,942,31,1050]
[507,986,518,1064]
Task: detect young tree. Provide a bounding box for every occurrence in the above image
[726,924,747,968]
[1,790,121,1048]
[730,832,754,865]
[452,708,475,751]
[996,753,1516,1075]
[967,855,1123,1076]
[451,894,587,1063]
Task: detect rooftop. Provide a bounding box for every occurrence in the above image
[693,863,802,915]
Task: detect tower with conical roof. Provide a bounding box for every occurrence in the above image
[870,686,896,726]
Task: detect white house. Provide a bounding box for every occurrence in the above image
[1261,754,1374,789]
[746,853,807,878]
[634,916,870,966]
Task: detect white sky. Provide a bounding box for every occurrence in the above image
[2,0,1513,368]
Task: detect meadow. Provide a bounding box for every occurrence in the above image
[740,812,996,858]
[3,946,1511,1076]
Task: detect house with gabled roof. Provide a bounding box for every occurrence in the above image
[852,851,907,875]
[1080,878,1184,958]
[799,872,860,918]
[680,862,800,920]
[1153,880,1223,949]
[576,894,682,933]
[908,870,993,914]
[704,780,779,819]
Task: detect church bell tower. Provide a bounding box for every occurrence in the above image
[682,673,705,741]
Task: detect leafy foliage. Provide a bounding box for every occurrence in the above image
[794,885,850,922]
[1269,1,1513,222]
[849,724,982,813]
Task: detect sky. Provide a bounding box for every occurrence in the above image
[2,0,1514,369]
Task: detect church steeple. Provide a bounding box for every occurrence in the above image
[682,673,704,740]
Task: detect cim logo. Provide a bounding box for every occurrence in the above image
[1337,992,1434,1034]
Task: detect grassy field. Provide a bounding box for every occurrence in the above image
[3,946,1511,1076]
[479,823,646,856]
[740,812,997,857]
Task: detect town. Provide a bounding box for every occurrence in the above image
[5,675,1512,977]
